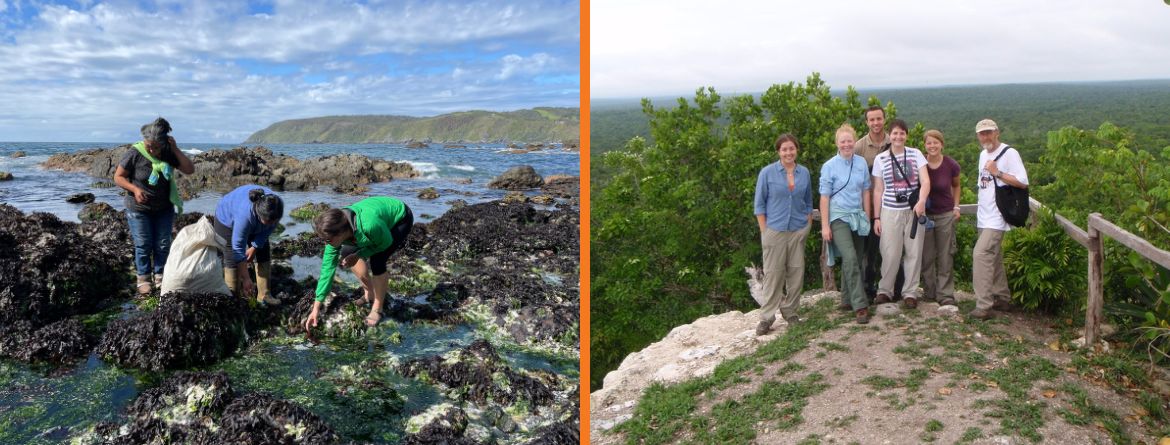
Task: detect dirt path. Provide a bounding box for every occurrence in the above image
[591,290,1170,444]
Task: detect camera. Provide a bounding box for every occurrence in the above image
[894,192,909,203]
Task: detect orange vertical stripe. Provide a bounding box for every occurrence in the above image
[579,0,591,442]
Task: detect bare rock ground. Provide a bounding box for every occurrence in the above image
[591,289,1168,444]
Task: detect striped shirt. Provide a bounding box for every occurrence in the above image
[871,147,927,210]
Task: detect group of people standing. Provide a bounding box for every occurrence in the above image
[753,107,1029,334]
[112,117,414,328]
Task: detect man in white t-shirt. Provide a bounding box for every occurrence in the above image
[971,119,1029,320]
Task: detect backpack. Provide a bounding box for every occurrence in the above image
[991,147,1029,227]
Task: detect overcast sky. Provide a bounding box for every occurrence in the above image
[0,0,579,142]
[591,0,1170,99]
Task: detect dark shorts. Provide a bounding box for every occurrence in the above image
[339,207,413,276]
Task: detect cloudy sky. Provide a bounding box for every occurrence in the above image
[591,0,1170,99]
[0,0,579,142]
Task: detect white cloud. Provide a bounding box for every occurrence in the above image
[0,0,580,142]
[591,0,1170,98]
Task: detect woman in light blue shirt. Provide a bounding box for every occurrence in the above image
[819,124,873,324]
[752,133,813,335]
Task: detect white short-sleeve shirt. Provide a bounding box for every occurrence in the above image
[976,143,1029,231]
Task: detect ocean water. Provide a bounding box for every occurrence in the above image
[0,141,580,443]
[0,141,579,230]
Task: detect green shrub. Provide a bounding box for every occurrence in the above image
[1003,207,1086,314]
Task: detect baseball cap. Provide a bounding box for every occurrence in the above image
[975,119,998,133]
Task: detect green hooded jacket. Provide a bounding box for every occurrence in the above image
[315,197,408,301]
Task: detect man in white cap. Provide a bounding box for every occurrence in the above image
[971,118,1029,320]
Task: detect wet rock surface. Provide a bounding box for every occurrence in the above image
[401,340,557,408]
[97,292,250,371]
[488,165,543,190]
[290,202,333,221]
[0,318,95,365]
[42,145,420,198]
[0,204,127,328]
[66,192,95,203]
[79,371,342,445]
[539,175,578,198]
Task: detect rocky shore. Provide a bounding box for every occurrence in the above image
[42,145,420,198]
[0,181,579,443]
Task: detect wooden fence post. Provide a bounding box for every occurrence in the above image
[1085,213,1105,347]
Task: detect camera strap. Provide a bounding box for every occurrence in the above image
[829,155,855,199]
[889,149,920,193]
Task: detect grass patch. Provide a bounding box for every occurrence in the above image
[919,418,944,442]
[957,427,983,444]
[687,373,829,444]
[823,414,858,429]
[974,397,1046,442]
[861,375,899,391]
[1055,382,1130,444]
[615,300,839,445]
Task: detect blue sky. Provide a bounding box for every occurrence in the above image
[0,0,580,142]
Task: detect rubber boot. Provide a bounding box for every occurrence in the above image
[255,262,280,306]
[224,267,240,297]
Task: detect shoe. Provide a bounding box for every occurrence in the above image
[136,275,152,295]
[756,317,774,336]
[837,302,853,312]
[992,298,1017,312]
[152,274,163,288]
[902,297,918,309]
[938,297,957,307]
[874,293,892,305]
[969,308,994,320]
[785,315,802,325]
[855,308,870,324]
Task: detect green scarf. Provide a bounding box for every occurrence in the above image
[132,141,182,214]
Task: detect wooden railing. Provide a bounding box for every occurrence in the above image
[817,199,1170,346]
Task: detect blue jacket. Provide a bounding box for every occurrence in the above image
[215,185,278,264]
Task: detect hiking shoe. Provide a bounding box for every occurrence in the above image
[902,297,918,309]
[785,315,802,325]
[938,297,957,307]
[855,308,870,324]
[756,317,774,336]
[874,293,892,305]
[136,275,152,295]
[837,302,853,312]
[992,298,1018,312]
[969,308,994,320]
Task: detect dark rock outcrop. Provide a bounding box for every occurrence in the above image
[66,193,95,204]
[0,171,12,181]
[85,372,341,445]
[97,292,250,371]
[0,318,95,365]
[10,151,26,158]
[0,204,127,328]
[42,145,419,198]
[417,187,440,200]
[400,340,557,409]
[487,165,543,190]
[401,407,478,445]
[540,175,579,198]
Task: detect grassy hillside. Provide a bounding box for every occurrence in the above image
[246,107,580,143]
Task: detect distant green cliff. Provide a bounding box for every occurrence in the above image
[244,107,579,144]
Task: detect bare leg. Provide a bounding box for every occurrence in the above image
[368,272,390,325]
[350,258,374,303]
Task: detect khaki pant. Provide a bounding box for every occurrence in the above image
[830,220,867,310]
[760,225,809,321]
[973,228,1011,310]
[878,208,924,299]
[921,212,957,301]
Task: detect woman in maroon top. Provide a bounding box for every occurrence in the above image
[921,129,961,306]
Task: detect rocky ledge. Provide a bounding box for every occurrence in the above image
[42,145,420,198]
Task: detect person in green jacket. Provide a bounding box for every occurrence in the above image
[304,196,414,328]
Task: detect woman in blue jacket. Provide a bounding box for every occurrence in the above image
[214,185,284,305]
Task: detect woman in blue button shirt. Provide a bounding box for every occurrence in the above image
[753,133,813,335]
[214,184,284,306]
[819,124,873,324]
